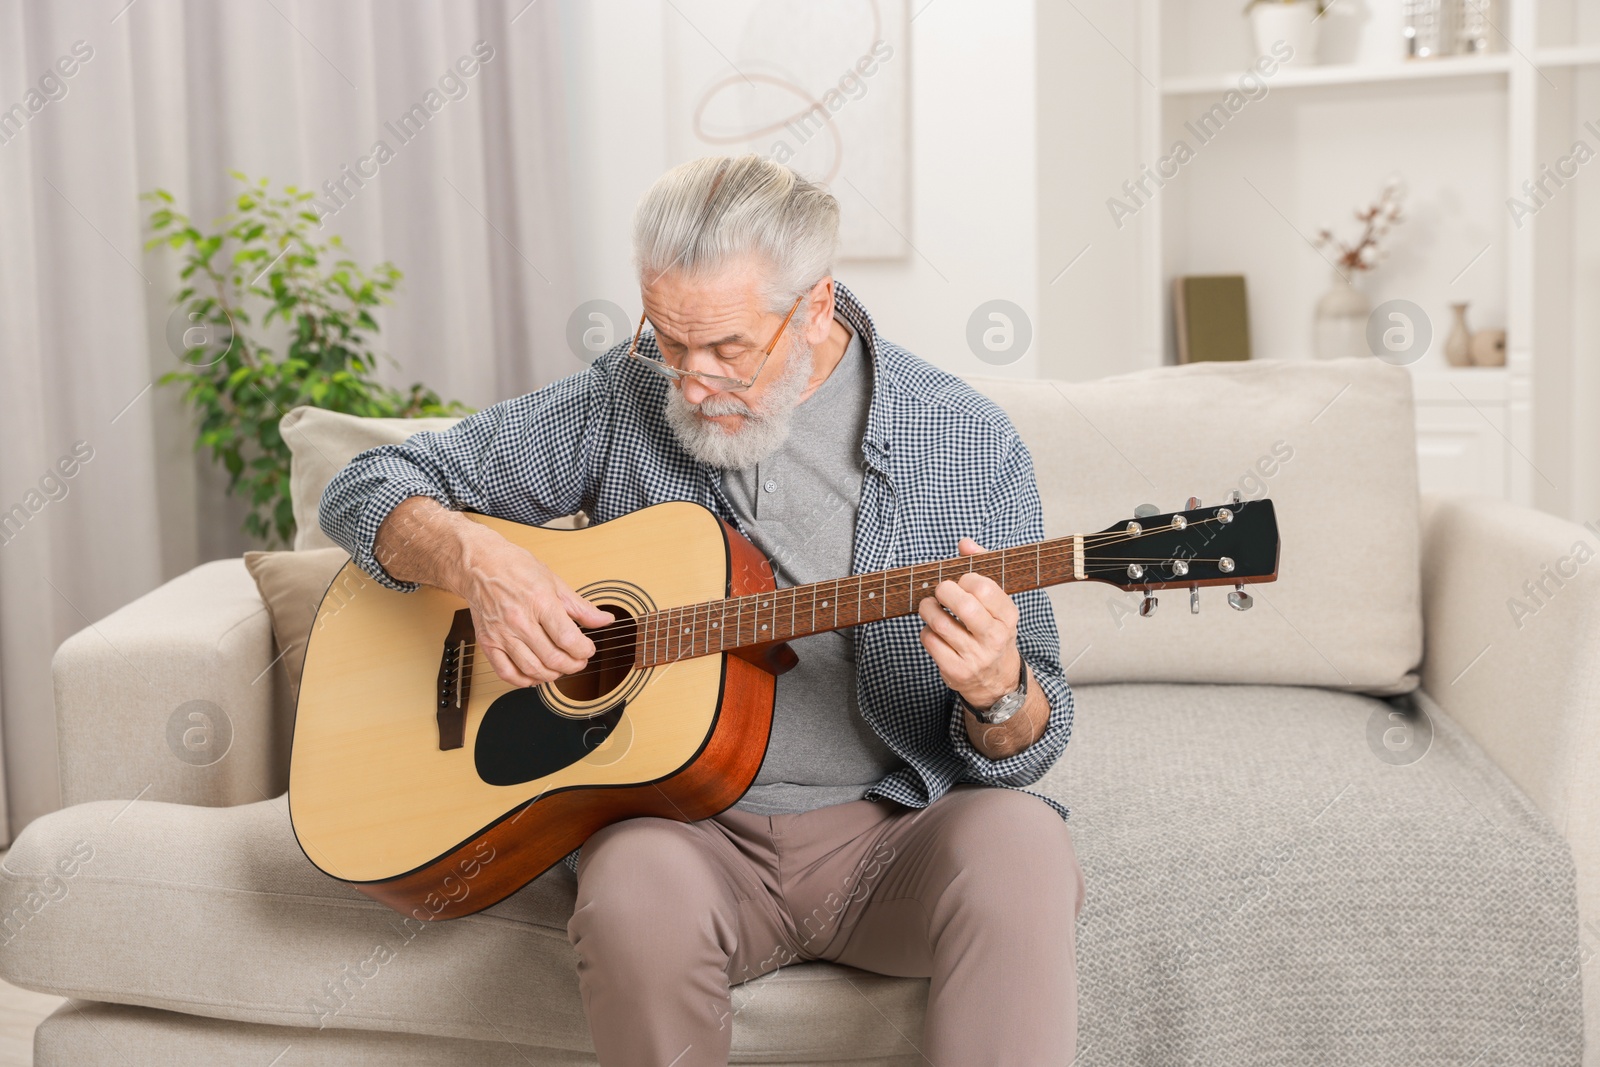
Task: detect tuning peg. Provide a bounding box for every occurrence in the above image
[1139,591,1159,617]
[1229,489,1242,505]
[1133,503,1160,519]
[1190,585,1200,614]
[1185,496,1201,510]
[1228,583,1253,611]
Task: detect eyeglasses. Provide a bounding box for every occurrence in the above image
[627,294,804,392]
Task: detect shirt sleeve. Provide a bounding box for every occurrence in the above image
[317,363,608,592]
[945,433,1076,788]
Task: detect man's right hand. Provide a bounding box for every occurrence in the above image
[374,496,614,688]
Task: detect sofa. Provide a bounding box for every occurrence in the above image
[1,357,1593,1065]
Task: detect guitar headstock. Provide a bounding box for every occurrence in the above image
[1078,495,1279,615]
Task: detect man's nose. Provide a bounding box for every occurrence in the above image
[678,376,716,406]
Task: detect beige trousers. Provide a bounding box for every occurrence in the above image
[567,785,1086,1066]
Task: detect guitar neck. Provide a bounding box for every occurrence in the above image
[637,534,1085,668]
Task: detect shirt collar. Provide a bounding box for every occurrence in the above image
[830,281,899,471]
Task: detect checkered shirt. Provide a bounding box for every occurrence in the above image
[319,282,1076,855]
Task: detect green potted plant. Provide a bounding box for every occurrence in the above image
[144,173,470,547]
[1242,0,1326,63]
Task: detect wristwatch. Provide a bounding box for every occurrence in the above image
[960,660,1029,725]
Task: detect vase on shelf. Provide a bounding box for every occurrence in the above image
[1249,0,1322,65]
[1444,302,1473,366]
[1469,327,1506,367]
[1313,271,1371,360]
[1404,0,1457,59]
[1457,0,1498,53]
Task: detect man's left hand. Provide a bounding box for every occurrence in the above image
[917,537,1024,709]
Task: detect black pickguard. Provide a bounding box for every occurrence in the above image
[474,689,626,787]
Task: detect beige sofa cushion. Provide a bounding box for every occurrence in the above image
[242,548,351,703]
[0,796,927,1061]
[966,357,1421,694]
[280,407,464,551]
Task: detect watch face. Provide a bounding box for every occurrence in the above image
[989,692,1025,720]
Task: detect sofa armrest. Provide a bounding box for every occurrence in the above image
[1419,492,1600,1056]
[53,558,288,809]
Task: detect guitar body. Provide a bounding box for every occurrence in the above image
[288,501,783,922]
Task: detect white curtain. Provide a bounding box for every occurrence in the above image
[0,0,576,841]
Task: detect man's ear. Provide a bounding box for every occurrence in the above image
[803,276,836,345]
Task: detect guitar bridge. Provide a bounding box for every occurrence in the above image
[436,609,476,750]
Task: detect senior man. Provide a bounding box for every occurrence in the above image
[320,154,1084,1066]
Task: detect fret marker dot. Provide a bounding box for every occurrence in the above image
[868,591,875,599]
[922,582,929,588]
[711,622,718,628]
[683,627,690,633]
[821,600,829,607]
[760,624,767,631]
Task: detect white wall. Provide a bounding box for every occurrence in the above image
[558,0,1042,377]
[1035,0,1148,382]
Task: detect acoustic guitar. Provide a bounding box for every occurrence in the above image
[289,496,1280,921]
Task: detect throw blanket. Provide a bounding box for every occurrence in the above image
[1052,683,1582,1066]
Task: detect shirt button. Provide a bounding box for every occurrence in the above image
[763,479,777,493]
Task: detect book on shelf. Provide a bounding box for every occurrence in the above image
[1173,274,1251,363]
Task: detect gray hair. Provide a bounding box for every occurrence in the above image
[632,155,840,314]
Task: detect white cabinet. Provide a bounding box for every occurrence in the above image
[1414,402,1509,496]
[1410,369,1512,496]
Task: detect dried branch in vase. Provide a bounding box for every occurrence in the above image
[1314,177,1406,274]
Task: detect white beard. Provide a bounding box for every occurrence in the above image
[664,338,815,470]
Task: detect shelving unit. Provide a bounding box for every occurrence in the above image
[1136,0,1600,514]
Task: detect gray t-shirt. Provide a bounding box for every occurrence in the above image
[722,321,903,815]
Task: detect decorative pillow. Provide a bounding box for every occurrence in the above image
[963,357,1422,695]
[279,407,464,551]
[242,547,351,701]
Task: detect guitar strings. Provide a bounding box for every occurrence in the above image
[454,557,1208,699]
[453,518,1238,680]
[448,518,1252,683]
[453,537,1190,680]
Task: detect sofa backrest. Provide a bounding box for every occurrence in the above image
[284,356,1422,694]
[967,357,1421,695]
[281,407,464,552]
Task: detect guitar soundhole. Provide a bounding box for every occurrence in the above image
[474,604,637,788]
[552,606,637,702]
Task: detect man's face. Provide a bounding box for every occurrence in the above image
[643,261,831,469]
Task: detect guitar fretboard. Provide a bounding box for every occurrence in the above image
[636,534,1081,667]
